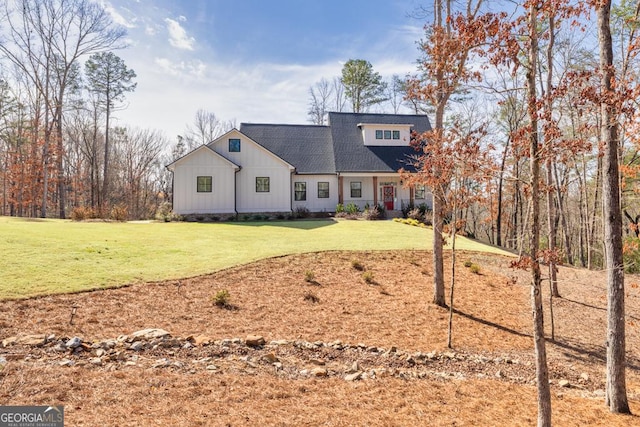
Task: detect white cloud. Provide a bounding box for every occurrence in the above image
[144,24,157,36]
[101,1,137,28]
[153,58,207,79]
[164,18,196,50]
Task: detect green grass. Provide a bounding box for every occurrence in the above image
[0,216,511,299]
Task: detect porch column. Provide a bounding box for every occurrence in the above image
[410,186,414,206]
[373,176,378,206]
[338,175,344,204]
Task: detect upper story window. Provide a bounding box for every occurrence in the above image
[229,138,241,152]
[197,176,212,193]
[256,177,270,192]
[360,123,413,146]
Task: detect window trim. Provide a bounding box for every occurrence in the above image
[229,138,241,152]
[256,177,270,192]
[350,181,362,198]
[317,182,330,198]
[196,176,212,193]
[294,182,307,201]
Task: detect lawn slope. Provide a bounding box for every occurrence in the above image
[0,216,509,299]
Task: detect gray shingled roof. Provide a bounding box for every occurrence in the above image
[239,112,431,174]
[328,112,431,173]
[240,123,335,174]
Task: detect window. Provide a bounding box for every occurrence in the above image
[197,176,212,192]
[384,130,392,139]
[415,184,426,199]
[295,182,307,201]
[350,181,362,198]
[392,130,400,139]
[375,130,383,139]
[318,182,329,198]
[256,177,270,192]
[229,138,241,152]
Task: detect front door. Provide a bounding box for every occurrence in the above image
[383,185,394,210]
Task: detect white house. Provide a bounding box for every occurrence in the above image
[166,112,433,215]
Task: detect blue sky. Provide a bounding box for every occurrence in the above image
[104,0,428,140]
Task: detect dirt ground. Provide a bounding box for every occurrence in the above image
[1,250,640,426]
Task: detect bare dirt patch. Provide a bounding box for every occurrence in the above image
[1,250,640,426]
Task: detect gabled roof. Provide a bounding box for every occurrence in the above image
[208,128,296,170]
[165,144,240,171]
[240,123,335,174]
[328,112,431,173]
[167,112,431,175]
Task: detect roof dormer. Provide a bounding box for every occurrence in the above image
[358,123,413,146]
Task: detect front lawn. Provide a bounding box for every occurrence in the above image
[0,216,509,299]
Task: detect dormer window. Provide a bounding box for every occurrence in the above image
[359,123,414,146]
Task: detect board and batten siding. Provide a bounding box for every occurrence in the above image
[292,175,339,212]
[171,147,237,214]
[209,131,294,213]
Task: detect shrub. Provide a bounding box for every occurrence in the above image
[70,206,96,221]
[363,204,385,220]
[155,202,174,222]
[401,202,414,218]
[294,206,310,218]
[362,271,375,284]
[407,208,423,221]
[304,292,320,303]
[351,259,364,271]
[335,203,345,213]
[469,263,481,274]
[304,270,315,283]
[345,203,360,215]
[109,205,128,221]
[213,289,231,307]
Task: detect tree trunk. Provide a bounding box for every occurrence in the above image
[598,0,631,414]
[102,96,111,216]
[588,156,602,269]
[432,188,446,306]
[527,3,552,426]
[496,136,510,247]
[56,104,66,219]
[448,195,457,348]
[546,161,560,298]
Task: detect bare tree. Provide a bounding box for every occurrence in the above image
[85,51,136,215]
[332,76,346,113]
[307,78,332,125]
[114,126,166,219]
[597,0,631,414]
[181,109,234,151]
[0,0,126,217]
